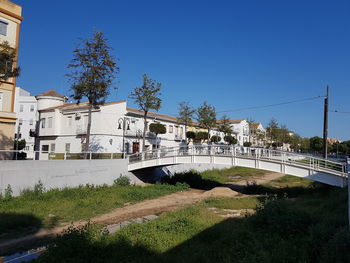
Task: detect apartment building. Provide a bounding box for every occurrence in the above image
[0,0,22,153]
[35,91,185,159]
[14,87,37,158]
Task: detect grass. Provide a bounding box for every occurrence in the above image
[0,183,188,236]
[35,176,350,263]
[200,166,269,183]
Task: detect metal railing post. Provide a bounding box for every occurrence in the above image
[64,152,67,160]
[89,152,92,160]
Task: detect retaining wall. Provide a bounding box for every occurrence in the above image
[0,159,142,196]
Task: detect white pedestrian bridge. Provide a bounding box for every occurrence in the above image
[128,146,348,187]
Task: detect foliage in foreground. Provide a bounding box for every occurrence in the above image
[36,185,350,263]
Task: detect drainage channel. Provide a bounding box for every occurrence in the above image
[0,214,159,263]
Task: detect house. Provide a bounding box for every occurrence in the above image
[249,122,266,146]
[0,0,22,157]
[14,87,37,158]
[35,90,185,159]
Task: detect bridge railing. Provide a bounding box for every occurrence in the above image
[128,145,347,175]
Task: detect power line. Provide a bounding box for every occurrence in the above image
[217,96,324,113]
[330,110,350,114]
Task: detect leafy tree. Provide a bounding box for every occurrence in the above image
[66,31,118,152]
[218,115,233,136]
[210,135,221,143]
[149,123,166,149]
[0,41,20,83]
[177,101,196,143]
[266,118,279,143]
[196,102,217,143]
[130,74,162,152]
[309,136,323,153]
[224,135,237,145]
[14,139,26,151]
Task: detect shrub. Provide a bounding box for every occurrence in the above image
[210,135,221,143]
[224,135,237,145]
[250,198,312,237]
[243,142,252,147]
[161,171,219,190]
[34,180,45,195]
[186,131,196,140]
[4,184,13,200]
[320,227,350,262]
[114,176,131,186]
[195,132,209,141]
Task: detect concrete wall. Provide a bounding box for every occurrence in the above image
[0,159,143,196]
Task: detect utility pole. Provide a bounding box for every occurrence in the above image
[323,86,329,159]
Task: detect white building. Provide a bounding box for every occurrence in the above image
[249,122,266,146]
[35,91,185,159]
[14,87,37,158]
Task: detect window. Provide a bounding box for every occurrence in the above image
[0,92,3,111]
[180,127,184,135]
[65,143,71,153]
[25,146,29,151]
[50,143,55,153]
[20,104,24,112]
[169,125,173,133]
[41,145,49,152]
[29,119,33,126]
[19,118,23,125]
[67,116,72,127]
[48,117,53,128]
[0,20,8,36]
[41,118,46,128]
[30,105,34,112]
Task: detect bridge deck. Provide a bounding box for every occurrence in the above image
[128,146,348,187]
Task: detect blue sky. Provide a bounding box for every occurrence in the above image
[15,0,350,140]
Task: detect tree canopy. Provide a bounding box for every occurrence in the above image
[0,41,20,83]
[196,102,216,141]
[130,74,162,151]
[66,31,118,152]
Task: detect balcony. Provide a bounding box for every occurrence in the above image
[76,125,87,135]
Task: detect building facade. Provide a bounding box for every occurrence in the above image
[249,122,266,146]
[0,0,22,155]
[14,87,37,158]
[35,92,185,159]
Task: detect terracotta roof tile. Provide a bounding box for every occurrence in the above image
[36,90,65,99]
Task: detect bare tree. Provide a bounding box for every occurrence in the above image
[129,74,162,152]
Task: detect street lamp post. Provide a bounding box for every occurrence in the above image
[118,118,130,158]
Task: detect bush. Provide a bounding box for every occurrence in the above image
[186,131,196,140]
[250,197,312,237]
[320,227,350,262]
[243,142,252,147]
[210,135,221,143]
[224,135,237,145]
[161,171,219,190]
[4,184,13,200]
[113,176,131,186]
[195,132,209,141]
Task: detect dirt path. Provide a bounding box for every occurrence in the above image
[0,172,284,253]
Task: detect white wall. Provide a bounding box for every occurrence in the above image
[0,159,143,196]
